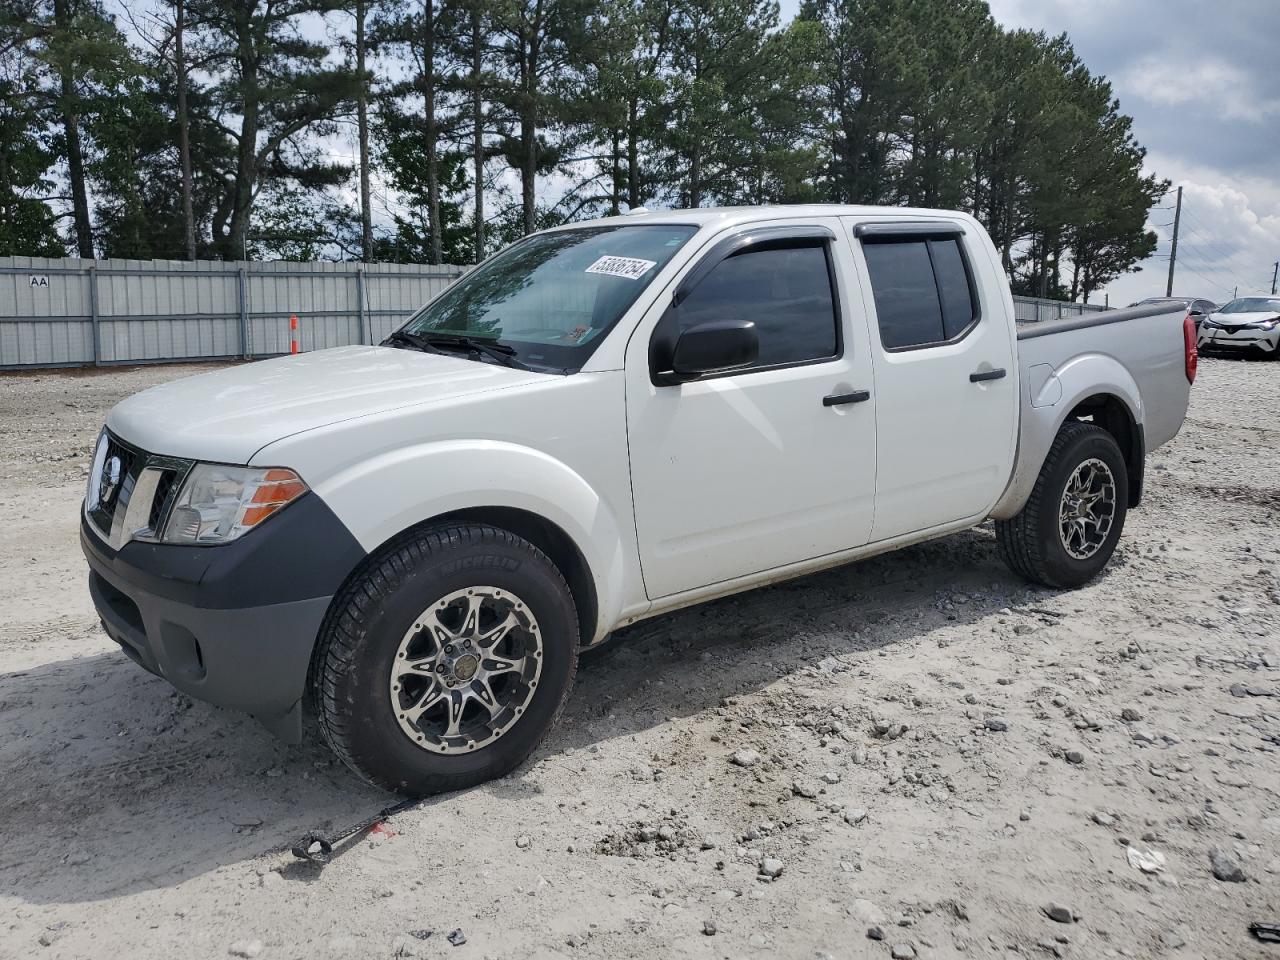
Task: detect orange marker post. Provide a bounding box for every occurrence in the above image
[289,314,299,354]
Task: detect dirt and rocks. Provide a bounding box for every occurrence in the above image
[0,357,1278,960]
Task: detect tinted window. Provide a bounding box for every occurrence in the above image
[677,242,838,368]
[863,237,976,349]
[931,240,976,339]
[862,241,944,349]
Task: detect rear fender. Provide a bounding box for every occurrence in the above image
[991,353,1143,520]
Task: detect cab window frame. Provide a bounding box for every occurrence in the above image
[856,222,983,353]
[648,225,845,386]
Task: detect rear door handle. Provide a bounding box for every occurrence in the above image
[823,390,871,407]
[969,368,1006,383]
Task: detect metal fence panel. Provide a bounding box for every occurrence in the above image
[0,257,468,369]
[1,255,1104,370]
[1011,295,1107,324]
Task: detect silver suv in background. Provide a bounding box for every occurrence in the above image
[1198,297,1280,359]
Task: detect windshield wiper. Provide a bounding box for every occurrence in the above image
[382,329,446,354]
[420,334,530,369]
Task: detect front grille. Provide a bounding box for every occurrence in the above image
[148,469,181,531]
[86,433,138,537]
[86,431,192,548]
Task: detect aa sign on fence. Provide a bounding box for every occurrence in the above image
[29,275,50,288]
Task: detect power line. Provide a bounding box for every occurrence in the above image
[1160,199,1275,299]
[1174,240,1254,294]
[1169,258,1236,297]
[1179,221,1240,266]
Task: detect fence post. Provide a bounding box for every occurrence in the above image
[88,264,102,366]
[237,265,249,359]
[356,266,368,345]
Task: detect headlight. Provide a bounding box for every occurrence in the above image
[163,463,308,544]
[85,429,110,510]
[1260,318,1279,330]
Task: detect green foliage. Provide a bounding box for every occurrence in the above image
[190,0,361,258]
[801,3,1165,299]
[374,99,474,263]
[0,10,64,255]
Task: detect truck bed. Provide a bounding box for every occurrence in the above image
[1015,300,1186,341]
[992,299,1194,520]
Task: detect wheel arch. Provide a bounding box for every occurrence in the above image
[1062,392,1145,509]
[412,506,599,651]
[992,353,1146,520]
[312,440,628,645]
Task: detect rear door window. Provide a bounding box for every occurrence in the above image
[862,237,977,350]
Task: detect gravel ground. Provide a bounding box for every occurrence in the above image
[0,357,1277,960]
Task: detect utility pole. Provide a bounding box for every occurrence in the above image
[1272,261,1278,295]
[1165,185,1182,297]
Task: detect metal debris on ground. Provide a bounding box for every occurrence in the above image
[1250,922,1280,944]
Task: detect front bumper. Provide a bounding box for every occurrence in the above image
[81,492,366,741]
[1198,325,1280,355]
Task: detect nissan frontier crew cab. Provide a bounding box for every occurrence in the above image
[81,206,1197,794]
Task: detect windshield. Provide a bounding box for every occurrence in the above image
[398,224,698,372]
[1220,297,1280,314]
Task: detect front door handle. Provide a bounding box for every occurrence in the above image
[823,390,871,407]
[969,368,1007,383]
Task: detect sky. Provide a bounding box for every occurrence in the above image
[776,0,1280,306]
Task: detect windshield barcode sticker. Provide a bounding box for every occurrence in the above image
[585,255,657,280]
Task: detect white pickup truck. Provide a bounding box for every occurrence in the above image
[81,206,1196,794]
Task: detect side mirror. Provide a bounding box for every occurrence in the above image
[666,320,758,382]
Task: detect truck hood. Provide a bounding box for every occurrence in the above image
[1208,311,1279,325]
[106,346,549,464]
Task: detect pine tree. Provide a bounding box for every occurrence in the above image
[0,0,64,255]
[191,0,360,259]
[490,0,589,233]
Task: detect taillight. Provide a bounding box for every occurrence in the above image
[1183,314,1197,384]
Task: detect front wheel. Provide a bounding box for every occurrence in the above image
[996,422,1129,589]
[310,523,579,794]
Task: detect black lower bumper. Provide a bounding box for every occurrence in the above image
[1199,335,1277,355]
[80,492,366,742]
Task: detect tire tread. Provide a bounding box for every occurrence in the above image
[995,421,1117,588]
[309,522,578,793]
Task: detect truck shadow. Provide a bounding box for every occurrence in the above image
[0,524,1054,905]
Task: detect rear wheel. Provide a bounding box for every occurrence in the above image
[311,523,578,794]
[996,422,1129,589]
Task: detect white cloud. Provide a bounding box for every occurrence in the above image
[1100,155,1280,307]
[1116,57,1280,124]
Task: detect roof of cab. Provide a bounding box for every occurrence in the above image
[548,204,975,233]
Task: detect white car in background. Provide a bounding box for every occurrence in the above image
[1198,297,1280,359]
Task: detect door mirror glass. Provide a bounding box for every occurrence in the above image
[670,320,759,379]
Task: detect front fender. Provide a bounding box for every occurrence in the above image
[991,352,1143,520]
[312,440,630,640]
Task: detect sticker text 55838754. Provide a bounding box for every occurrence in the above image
[584,255,657,280]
